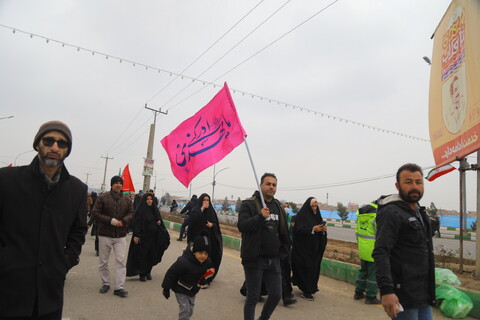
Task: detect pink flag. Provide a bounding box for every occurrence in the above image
[161,83,247,187]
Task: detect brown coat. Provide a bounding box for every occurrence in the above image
[91,191,134,238]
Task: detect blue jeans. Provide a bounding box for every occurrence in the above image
[244,257,282,320]
[393,306,432,320]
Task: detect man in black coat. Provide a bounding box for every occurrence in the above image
[373,163,435,319]
[0,121,88,319]
[238,173,290,320]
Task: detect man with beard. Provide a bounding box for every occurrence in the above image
[373,163,435,320]
[91,175,134,298]
[0,121,88,319]
[238,173,290,320]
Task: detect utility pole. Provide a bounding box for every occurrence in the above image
[101,154,113,193]
[142,104,167,192]
[85,172,91,187]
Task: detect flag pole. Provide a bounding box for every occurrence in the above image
[243,137,266,208]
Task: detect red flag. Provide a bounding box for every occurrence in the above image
[121,164,135,192]
[8,163,12,167]
[161,83,247,187]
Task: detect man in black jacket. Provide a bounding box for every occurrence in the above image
[373,163,435,320]
[238,173,290,320]
[0,121,88,319]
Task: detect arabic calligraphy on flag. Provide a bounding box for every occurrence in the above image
[161,83,247,187]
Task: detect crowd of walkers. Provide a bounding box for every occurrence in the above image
[0,119,436,320]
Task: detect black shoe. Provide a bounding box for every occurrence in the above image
[258,296,265,303]
[176,238,183,241]
[139,276,146,282]
[283,296,297,306]
[365,297,381,305]
[99,285,110,294]
[113,289,128,297]
[301,293,314,301]
[146,274,152,280]
[95,251,99,257]
[354,292,366,300]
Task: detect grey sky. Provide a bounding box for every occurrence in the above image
[1,0,472,211]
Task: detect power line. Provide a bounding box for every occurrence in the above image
[159,0,293,110]
[216,165,437,192]
[0,22,429,142]
[146,0,265,105]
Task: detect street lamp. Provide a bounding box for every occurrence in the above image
[212,165,230,202]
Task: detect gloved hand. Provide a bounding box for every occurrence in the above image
[163,288,170,299]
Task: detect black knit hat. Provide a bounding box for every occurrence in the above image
[33,121,72,157]
[110,176,123,186]
[192,232,210,254]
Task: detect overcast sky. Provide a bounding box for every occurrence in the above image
[2,0,474,212]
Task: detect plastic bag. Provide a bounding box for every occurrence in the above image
[436,284,473,319]
[435,267,461,286]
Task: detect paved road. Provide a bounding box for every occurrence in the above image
[61,231,474,320]
[326,226,477,259]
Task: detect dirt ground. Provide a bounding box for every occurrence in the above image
[163,212,480,292]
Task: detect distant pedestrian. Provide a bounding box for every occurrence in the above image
[162,232,214,320]
[0,120,88,319]
[373,163,435,319]
[177,195,197,241]
[280,202,296,306]
[238,173,290,320]
[134,190,144,209]
[126,193,170,281]
[171,199,179,213]
[354,201,381,304]
[186,193,223,286]
[91,176,134,298]
[291,197,327,301]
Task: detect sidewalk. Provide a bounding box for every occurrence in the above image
[62,231,476,319]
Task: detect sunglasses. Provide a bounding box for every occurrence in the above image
[42,137,69,149]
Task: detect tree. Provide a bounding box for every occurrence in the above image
[235,197,242,212]
[161,192,172,205]
[427,202,438,217]
[337,202,349,221]
[222,197,231,211]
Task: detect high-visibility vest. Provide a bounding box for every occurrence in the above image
[355,203,377,262]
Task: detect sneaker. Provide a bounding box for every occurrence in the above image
[199,284,208,289]
[354,292,366,300]
[99,285,110,294]
[365,297,381,305]
[113,289,128,297]
[301,293,314,301]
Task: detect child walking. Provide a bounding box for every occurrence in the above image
[162,232,214,320]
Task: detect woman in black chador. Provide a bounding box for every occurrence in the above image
[291,197,328,301]
[186,193,223,286]
[126,193,170,281]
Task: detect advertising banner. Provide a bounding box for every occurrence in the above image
[429,0,480,166]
